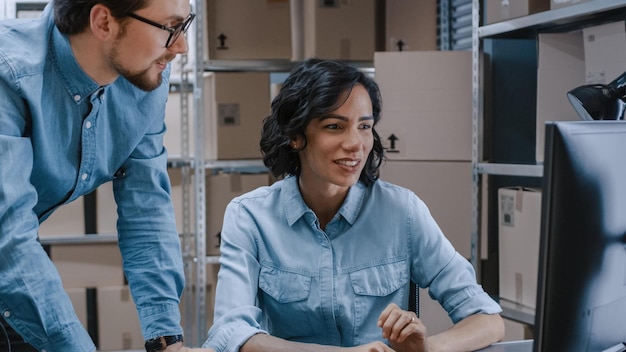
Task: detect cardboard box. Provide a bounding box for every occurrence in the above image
[485,0,550,25]
[502,318,534,341]
[65,287,88,330]
[550,0,591,10]
[498,187,541,310]
[96,182,116,234]
[96,285,143,351]
[205,0,291,60]
[206,172,270,255]
[167,170,270,255]
[535,31,585,162]
[380,160,473,259]
[583,21,626,85]
[39,196,85,237]
[303,0,377,61]
[165,72,270,160]
[49,243,125,288]
[385,0,437,51]
[374,51,473,161]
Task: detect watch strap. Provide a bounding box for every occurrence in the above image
[144,334,184,352]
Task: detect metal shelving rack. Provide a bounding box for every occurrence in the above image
[471,0,626,326]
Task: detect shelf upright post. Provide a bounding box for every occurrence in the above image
[439,0,450,50]
[191,0,207,346]
[179,26,194,345]
[470,0,483,277]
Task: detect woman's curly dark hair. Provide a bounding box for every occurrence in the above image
[260,59,384,186]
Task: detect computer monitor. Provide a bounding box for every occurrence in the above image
[534,121,626,352]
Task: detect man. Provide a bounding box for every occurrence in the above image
[0,0,212,351]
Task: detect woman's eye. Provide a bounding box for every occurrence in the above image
[325,124,340,129]
[360,124,372,130]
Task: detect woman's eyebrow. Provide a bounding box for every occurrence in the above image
[319,114,374,121]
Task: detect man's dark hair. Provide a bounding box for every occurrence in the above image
[260,58,384,186]
[54,0,150,35]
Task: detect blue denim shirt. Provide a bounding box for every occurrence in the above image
[0,7,184,351]
[204,175,501,351]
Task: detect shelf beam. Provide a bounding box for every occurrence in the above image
[479,0,626,38]
[476,163,543,178]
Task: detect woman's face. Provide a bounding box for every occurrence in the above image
[296,84,375,192]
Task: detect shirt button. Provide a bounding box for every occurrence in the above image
[73,95,81,102]
[81,173,88,181]
[3,311,10,318]
[85,121,92,129]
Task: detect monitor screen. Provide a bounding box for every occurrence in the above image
[534,121,626,352]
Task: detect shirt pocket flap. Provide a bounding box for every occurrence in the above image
[349,260,408,297]
[259,265,312,303]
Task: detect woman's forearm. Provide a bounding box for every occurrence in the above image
[427,314,505,352]
[241,333,396,352]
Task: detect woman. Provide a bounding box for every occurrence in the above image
[204,59,504,352]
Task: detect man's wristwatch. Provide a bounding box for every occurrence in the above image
[144,334,184,352]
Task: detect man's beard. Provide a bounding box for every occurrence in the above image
[109,43,166,92]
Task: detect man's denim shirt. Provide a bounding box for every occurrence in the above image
[0,6,184,351]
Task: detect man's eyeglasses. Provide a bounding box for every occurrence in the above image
[126,12,196,48]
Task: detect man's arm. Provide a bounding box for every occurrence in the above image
[0,77,96,351]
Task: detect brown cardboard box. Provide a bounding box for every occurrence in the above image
[498,187,541,310]
[550,0,591,10]
[374,51,473,161]
[503,318,534,341]
[96,285,143,351]
[38,196,85,237]
[166,169,270,255]
[583,21,626,85]
[303,0,377,61]
[485,0,550,25]
[206,172,271,255]
[385,0,437,51]
[205,0,291,60]
[96,182,116,234]
[380,160,473,259]
[165,72,270,160]
[49,243,125,288]
[65,287,88,330]
[535,31,585,162]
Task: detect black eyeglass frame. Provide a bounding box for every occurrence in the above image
[126,12,196,48]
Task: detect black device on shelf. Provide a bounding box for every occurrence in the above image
[567,71,626,121]
[534,121,626,352]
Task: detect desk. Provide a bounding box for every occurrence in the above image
[475,340,533,352]
[111,340,535,352]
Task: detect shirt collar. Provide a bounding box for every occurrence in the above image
[281,175,367,227]
[50,25,101,104]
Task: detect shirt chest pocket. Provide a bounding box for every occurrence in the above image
[348,259,409,336]
[349,260,408,296]
[259,266,312,303]
[258,265,315,339]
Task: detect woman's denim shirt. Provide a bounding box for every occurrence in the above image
[205,176,501,352]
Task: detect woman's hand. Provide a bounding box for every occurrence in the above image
[377,303,428,352]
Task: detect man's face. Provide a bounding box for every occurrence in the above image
[108,0,192,91]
